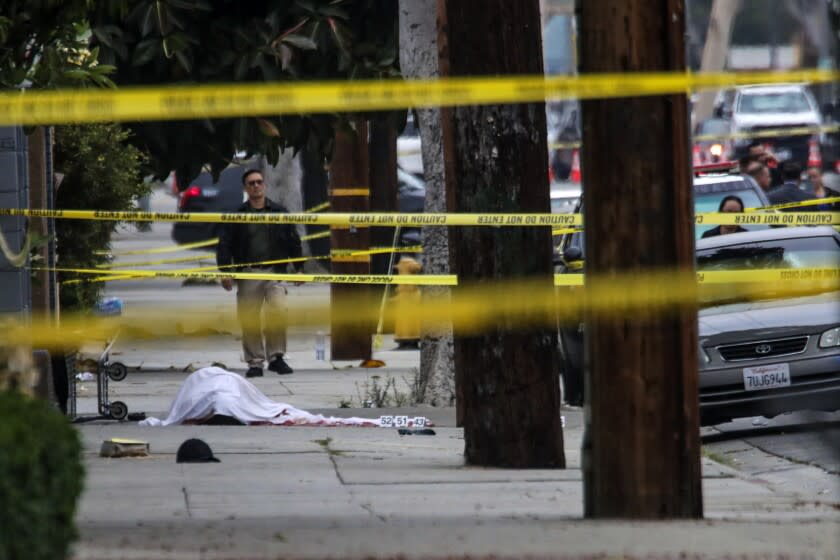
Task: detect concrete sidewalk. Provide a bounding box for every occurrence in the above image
[71,357,840,559]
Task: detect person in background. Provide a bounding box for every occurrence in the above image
[217,169,303,378]
[747,140,783,187]
[738,155,756,174]
[767,161,812,211]
[746,162,772,193]
[805,166,840,211]
[701,195,748,238]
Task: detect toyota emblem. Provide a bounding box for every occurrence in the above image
[755,344,772,355]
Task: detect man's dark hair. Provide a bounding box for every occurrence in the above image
[746,140,763,151]
[738,155,753,170]
[781,161,802,182]
[241,168,263,185]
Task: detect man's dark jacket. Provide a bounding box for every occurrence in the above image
[216,198,303,272]
[767,182,813,211]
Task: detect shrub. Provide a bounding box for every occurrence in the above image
[0,390,84,560]
[54,123,148,311]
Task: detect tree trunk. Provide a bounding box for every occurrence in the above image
[398,0,455,406]
[440,0,565,467]
[262,150,305,256]
[579,0,703,518]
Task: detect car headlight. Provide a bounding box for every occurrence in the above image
[819,327,840,348]
[709,143,723,157]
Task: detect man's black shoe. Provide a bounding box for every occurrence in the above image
[268,356,293,375]
[245,366,263,378]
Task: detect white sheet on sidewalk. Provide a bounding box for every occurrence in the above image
[139,367,380,427]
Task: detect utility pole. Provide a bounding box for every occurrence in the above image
[438,0,565,467]
[368,119,398,275]
[579,0,702,518]
[329,122,372,361]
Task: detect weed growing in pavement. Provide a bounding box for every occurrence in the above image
[347,370,424,408]
[312,437,343,457]
[354,375,410,408]
[701,447,738,469]
[405,367,424,405]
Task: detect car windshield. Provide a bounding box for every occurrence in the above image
[737,91,813,114]
[697,119,729,135]
[697,235,840,271]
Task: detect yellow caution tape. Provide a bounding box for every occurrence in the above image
[699,211,840,226]
[6,269,838,347]
[0,70,837,126]
[0,208,584,226]
[548,141,581,150]
[554,268,840,286]
[6,207,839,227]
[65,245,425,284]
[95,237,218,256]
[694,123,840,143]
[330,188,370,196]
[757,197,840,212]
[97,252,217,268]
[47,266,456,285]
[305,201,330,213]
[552,226,582,237]
[301,230,330,241]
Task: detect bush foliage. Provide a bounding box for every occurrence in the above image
[0,390,84,560]
[54,123,148,311]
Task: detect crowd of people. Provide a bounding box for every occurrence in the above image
[702,141,839,238]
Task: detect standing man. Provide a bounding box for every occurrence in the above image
[767,161,812,211]
[217,168,303,378]
[746,141,783,187]
[746,162,772,193]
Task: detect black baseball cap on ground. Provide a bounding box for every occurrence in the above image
[176,438,221,463]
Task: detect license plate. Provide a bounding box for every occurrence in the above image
[742,363,791,391]
[774,148,792,161]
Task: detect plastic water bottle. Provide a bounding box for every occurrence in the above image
[315,331,326,361]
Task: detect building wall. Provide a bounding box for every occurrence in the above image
[0,126,31,315]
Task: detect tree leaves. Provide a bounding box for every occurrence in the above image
[82,0,401,183]
[281,34,318,50]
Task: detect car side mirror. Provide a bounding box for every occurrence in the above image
[713,105,724,118]
[563,246,582,262]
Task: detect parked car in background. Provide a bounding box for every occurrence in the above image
[693,117,732,164]
[697,227,840,425]
[397,112,423,178]
[717,84,823,168]
[171,165,247,245]
[555,170,772,406]
[395,167,426,250]
[550,181,581,214]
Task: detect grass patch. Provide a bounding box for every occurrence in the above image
[702,447,738,468]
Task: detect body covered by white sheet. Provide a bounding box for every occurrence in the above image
[140,367,380,427]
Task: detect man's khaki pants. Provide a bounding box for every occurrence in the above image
[236,275,287,366]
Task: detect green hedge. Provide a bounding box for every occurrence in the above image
[0,391,84,560]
